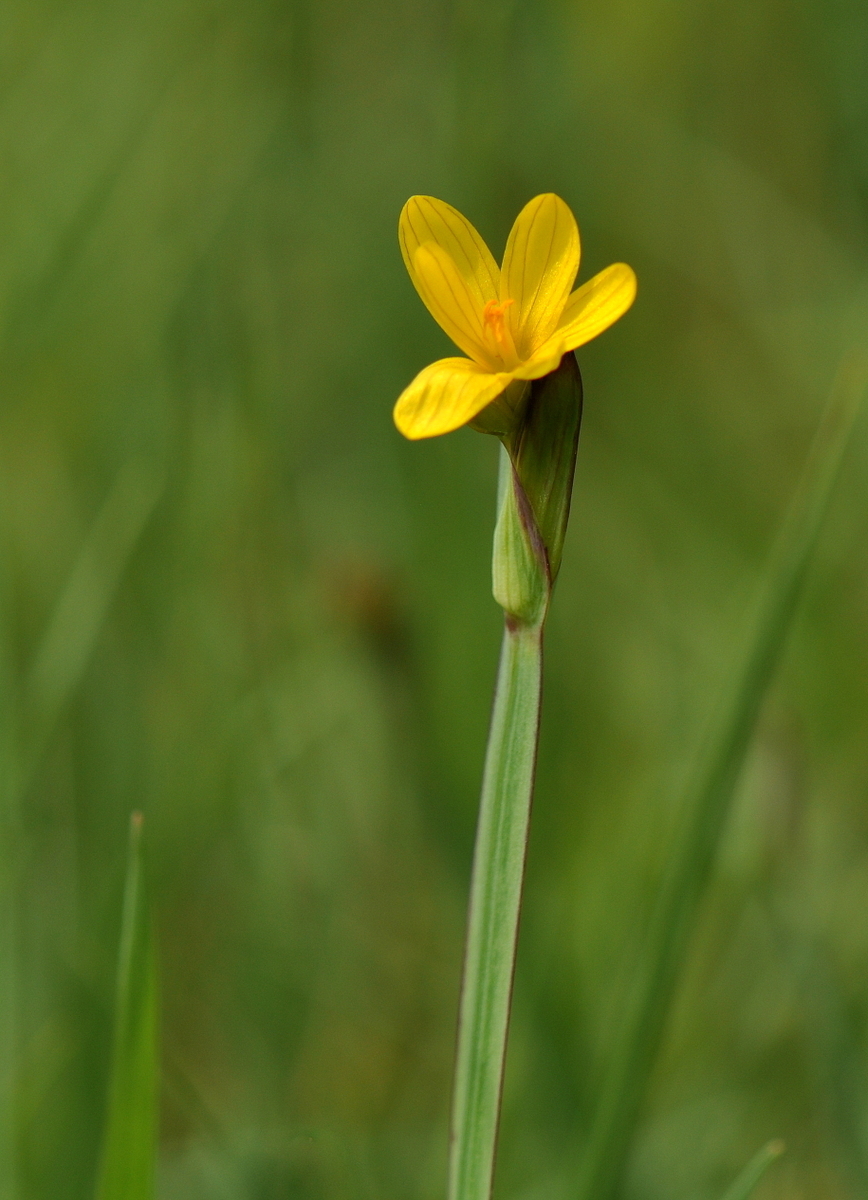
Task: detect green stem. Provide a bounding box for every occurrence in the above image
[448,617,544,1200]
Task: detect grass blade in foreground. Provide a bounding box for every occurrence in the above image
[0,460,160,1200]
[95,812,159,1200]
[720,1141,785,1200]
[576,361,866,1200]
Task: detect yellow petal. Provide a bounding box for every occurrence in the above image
[515,264,636,382]
[509,344,569,382]
[394,357,513,440]
[500,194,580,359]
[411,244,498,368]
[554,262,637,351]
[400,196,500,363]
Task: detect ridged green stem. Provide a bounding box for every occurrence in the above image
[448,356,582,1200]
[447,617,544,1200]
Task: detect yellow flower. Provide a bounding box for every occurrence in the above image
[394,193,637,439]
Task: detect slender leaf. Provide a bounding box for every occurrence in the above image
[0,553,20,1199]
[0,460,160,1200]
[576,362,866,1200]
[95,812,159,1200]
[22,458,163,791]
[720,1141,785,1200]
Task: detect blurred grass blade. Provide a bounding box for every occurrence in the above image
[0,568,20,1198]
[720,1140,785,1200]
[0,457,159,1200]
[576,359,866,1200]
[22,458,163,793]
[95,812,159,1200]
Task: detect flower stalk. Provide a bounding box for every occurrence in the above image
[389,190,631,1200]
[447,616,543,1200]
[448,355,583,1200]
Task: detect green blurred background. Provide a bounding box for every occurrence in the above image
[3,0,868,1197]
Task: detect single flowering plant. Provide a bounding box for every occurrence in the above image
[394,192,636,439]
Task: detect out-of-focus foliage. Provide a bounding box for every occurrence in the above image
[1,1,868,1198]
[95,813,158,1200]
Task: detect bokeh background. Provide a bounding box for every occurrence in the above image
[3,0,868,1197]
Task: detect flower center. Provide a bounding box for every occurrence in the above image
[482,298,518,366]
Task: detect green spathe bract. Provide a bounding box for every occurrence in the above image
[505,350,583,586]
[95,813,159,1200]
[492,354,583,622]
